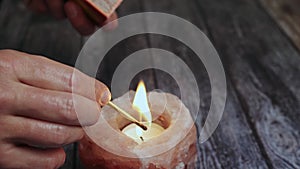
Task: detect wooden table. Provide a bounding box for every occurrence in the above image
[1,0,300,168]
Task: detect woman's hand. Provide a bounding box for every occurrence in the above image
[24,0,118,35]
[0,50,111,169]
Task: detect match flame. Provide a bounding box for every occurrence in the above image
[132,81,152,127]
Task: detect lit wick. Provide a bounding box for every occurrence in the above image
[107,101,147,130]
[140,136,144,142]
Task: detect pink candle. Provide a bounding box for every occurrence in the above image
[79,82,197,169]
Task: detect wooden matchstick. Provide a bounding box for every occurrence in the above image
[107,101,147,130]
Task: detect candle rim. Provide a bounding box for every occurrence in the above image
[83,91,195,158]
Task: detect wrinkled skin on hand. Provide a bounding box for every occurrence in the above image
[23,0,118,35]
[0,50,111,169]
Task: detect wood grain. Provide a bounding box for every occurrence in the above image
[197,0,300,168]
[259,0,300,51]
[78,0,155,168]
[94,0,157,92]
[0,0,32,49]
[1,0,300,168]
[141,0,269,168]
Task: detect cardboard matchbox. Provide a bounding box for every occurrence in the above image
[72,0,122,24]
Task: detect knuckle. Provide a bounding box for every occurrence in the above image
[0,49,15,55]
[0,87,15,111]
[0,50,15,71]
[0,117,10,137]
[60,96,78,124]
[67,68,77,91]
[0,144,14,168]
[44,160,58,169]
[0,51,17,111]
[51,126,68,146]
[0,49,17,59]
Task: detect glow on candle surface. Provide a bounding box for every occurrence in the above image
[122,81,165,144]
[122,123,165,144]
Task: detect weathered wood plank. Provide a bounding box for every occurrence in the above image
[197,0,300,168]
[2,0,300,168]
[85,0,158,92]
[19,16,82,66]
[259,0,300,51]
[141,0,270,168]
[0,0,81,66]
[198,86,269,169]
[257,0,300,102]
[0,0,32,49]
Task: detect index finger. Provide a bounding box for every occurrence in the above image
[8,50,111,105]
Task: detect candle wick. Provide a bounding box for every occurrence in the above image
[134,122,148,131]
[140,136,144,142]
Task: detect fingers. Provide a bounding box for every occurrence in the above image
[13,84,101,126]
[45,0,65,19]
[0,144,65,169]
[10,50,111,105]
[24,0,119,35]
[64,1,96,35]
[102,12,119,31]
[3,116,84,147]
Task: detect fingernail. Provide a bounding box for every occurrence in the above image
[100,90,111,105]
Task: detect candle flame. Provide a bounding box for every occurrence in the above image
[132,81,152,127]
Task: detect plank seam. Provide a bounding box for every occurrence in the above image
[254,0,300,55]
[191,0,275,168]
[229,76,274,169]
